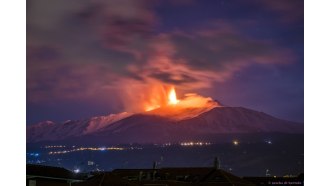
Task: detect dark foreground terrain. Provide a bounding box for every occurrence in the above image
[26,163,303,186]
[27,133,303,177]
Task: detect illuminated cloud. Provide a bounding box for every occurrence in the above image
[27,0,303,120]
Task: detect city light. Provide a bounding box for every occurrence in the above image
[44,145,66,148]
[73,168,80,173]
[180,142,211,146]
[48,147,125,155]
[233,140,239,146]
[27,152,40,157]
[265,140,272,144]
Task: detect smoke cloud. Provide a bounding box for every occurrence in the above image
[27,0,300,114]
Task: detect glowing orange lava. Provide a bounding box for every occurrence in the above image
[168,87,179,105]
[143,86,180,112]
[145,105,160,112]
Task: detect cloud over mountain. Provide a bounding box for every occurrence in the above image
[27,0,304,123]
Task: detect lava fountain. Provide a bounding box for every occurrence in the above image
[144,86,180,112]
[142,85,219,114]
[143,86,220,120]
[168,87,180,105]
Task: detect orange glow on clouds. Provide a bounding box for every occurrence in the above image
[145,105,160,112]
[142,85,220,114]
[119,82,219,113]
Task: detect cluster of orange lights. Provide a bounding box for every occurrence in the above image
[48,147,124,155]
[180,142,211,146]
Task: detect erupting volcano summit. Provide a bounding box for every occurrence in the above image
[27,86,302,144]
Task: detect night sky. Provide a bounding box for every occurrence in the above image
[27,0,304,125]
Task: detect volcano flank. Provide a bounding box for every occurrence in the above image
[27,93,303,144]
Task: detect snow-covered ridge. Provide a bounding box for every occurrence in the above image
[27,97,303,144]
[27,112,133,142]
[84,112,133,134]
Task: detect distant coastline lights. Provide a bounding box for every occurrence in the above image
[180,142,211,146]
[48,147,125,155]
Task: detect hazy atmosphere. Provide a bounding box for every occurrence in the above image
[27,0,304,125]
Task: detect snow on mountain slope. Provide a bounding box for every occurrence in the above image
[27,112,132,142]
[80,106,303,144]
[83,112,133,134]
[27,104,303,144]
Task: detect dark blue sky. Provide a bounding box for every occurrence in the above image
[27,0,303,124]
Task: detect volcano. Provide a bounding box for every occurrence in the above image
[27,94,303,144]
